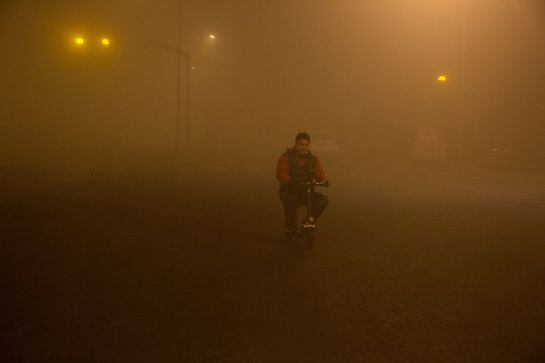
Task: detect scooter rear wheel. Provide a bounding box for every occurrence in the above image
[283,229,295,242]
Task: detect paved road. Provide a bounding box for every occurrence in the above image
[3,164,545,362]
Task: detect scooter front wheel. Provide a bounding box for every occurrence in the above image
[301,228,315,249]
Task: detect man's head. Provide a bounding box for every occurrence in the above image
[294,132,311,155]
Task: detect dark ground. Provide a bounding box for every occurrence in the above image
[3,158,545,362]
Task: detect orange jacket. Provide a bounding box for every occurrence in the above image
[276,150,326,185]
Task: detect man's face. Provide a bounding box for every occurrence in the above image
[295,139,310,155]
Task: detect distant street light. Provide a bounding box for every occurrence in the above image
[437,74,448,83]
[75,37,85,46]
[208,34,216,39]
[101,38,111,47]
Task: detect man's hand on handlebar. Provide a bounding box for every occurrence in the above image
[318,180,330,188]
[299,180,330,187]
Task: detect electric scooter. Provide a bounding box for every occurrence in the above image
[285,179,329,249]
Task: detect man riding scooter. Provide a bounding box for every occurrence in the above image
[276,132,329,240]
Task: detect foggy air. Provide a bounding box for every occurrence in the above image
[2,1,545,362]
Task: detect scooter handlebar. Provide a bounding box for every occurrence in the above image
[300,180,330,188]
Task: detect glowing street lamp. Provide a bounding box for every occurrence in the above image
[208,34,216,39]
[101,37,111,47]
[437,74,448,83]
[74,36,85,46]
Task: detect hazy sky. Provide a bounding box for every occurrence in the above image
[1,0,545,163]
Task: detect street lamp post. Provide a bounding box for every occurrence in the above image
[176,50,191,150]
[458,0,470,122]
[117,41,192,152]
[83,38,192,151]
[436,73,449,160]
[70,32,194,151]
[113,40,192,151]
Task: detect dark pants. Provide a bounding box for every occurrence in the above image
[279,190,329,232]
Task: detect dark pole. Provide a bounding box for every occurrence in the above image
[459,0,469,116]
[175,0,190,150]
[175,6,182,151]
[175,52,181,151]
[183,52,191,148]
